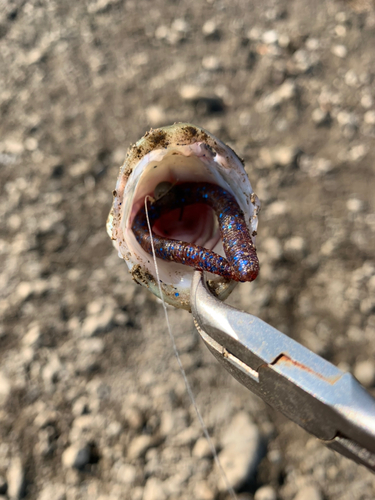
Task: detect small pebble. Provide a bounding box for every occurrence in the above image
[284,236,306,259]
[192,437,212,459]
[331,44,347,58]
[364,110,375,125]
[361,94,373,109]
[39,483,66,500]
[22,324,41,347]
[312,108,329,126]
[146,106,166,127]
[254,485,277,500]
[194,481,214,500]
[62,443,90,469]
[337,111,358,127]
[127,435,153,459]
[262,30,278,44]
[354,360,375,387]
[306,38,320,51]
[7,458,25,499]
[202,55,221,71]
[346,198,364,213]
[143,477,167,500]
[278,34,290,48]
[217,412,262,491]
[42,355,63,386]
[262,237,283,262]
[344,70,359,87]
[115,463,137,485]
[335,24,346,37]
[0,372,11,407]
[202,19,219,38]
[294,485,322,500]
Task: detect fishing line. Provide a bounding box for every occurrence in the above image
[144,195,238,500]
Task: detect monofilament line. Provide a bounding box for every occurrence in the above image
[145,196,238,500]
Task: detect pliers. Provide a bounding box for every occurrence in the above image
[190,271,375,473]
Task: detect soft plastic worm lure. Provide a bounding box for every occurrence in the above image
[132,182,259,282]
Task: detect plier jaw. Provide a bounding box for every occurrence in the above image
[190,271,375,473]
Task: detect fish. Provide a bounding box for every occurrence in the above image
[107,123,260,310]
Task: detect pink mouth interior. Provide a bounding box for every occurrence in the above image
[152,204,218,249]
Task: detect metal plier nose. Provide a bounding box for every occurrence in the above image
[190,271,375,473]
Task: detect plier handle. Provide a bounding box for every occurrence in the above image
[190,271,375,473]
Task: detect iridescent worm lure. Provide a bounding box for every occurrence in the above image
[107,123,260,309]
[132,182,259,282]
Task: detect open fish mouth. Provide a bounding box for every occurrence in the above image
[107,123,260,310]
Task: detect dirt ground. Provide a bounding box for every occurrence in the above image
[1,0,375,499]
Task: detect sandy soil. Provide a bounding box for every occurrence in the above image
[1,0,375,499]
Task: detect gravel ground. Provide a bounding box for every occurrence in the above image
[1,0,375,499]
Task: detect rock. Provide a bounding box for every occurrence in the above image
[202,19,219,38]
[299,156,333,177]
[81,298,116,337]
[115,463,137,485]
[361,94,373,109]
[0,372,11,407]
[15,282,33,302]
[194,481,214,500]
[39,483,66,500]
[106,421,122,438]
[81,310,113,337]
[262,237,283,262]
[294,485,322,500]
[278,34,290,48]
[354,360,375,387]
[7,457,25,499]
[335,24,346,37]
[62,443,90,469]
[146,106,166,127]
[346,144,368,162]
[264,201,289,219]
[292,49,318,73]
[364,110,375,125]
[254,485,277,500]
[262,30,278,44]
[36,427,55,457]
[155,25,169,40]
[127,435,153,459]
[360,297,375,315]
[159,409,187,437]
[202,55,221,71]
[305,38,320,50]
[217,412,262,491]
[257,79,296,112]
[312,108,329,126]
[87,378,110,400]
[143,477,167,500]
[284,236,306,260]
[192,437,213,459]
[337,111,358,128]
[123,407,144,430]
[42,355,63,386]
[346,198,364,213]
[259,146,299,168]
[22,324,42,347]
[345,69,359,87]
[179,85,224,113]
[331,44,347,58]
[78,338,104,354]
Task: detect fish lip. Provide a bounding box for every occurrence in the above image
[107,123,260,309]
